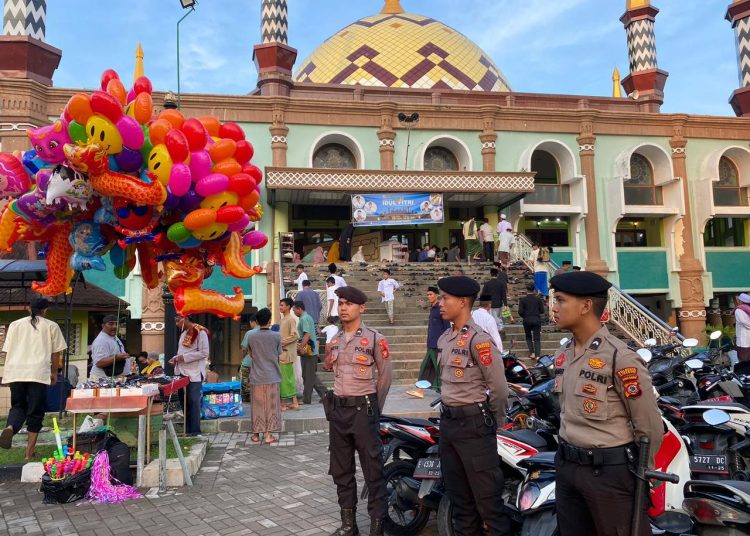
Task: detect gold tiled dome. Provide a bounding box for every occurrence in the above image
[294,3,511,92]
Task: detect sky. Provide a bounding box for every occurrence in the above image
[44,0,740,117]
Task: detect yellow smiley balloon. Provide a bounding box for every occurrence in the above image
[147,144,173,186]
[192,223,228,241]
[85,116,123,154]
[200,191,239,210]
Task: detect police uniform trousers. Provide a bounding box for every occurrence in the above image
[440,412,511,535]
[328,395,387,519]
[556,451,649,536]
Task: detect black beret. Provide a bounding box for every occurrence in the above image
[550,271,612,298]
[427,286,439,293]
[478,294,492,304]
[335,286,368,305]
[438,276,480,298]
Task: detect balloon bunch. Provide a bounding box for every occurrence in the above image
[0,69,268,318]
[43,450,93,480]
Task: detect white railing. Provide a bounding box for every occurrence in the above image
[512,233,678,346]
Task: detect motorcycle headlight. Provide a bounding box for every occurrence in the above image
[518,482,541,512]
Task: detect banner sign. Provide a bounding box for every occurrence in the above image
[351,193,444,227]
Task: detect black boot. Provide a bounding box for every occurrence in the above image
[331,508,359,536]
[369,518,384,536]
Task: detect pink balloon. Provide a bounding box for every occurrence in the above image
[243,230,267,249]
[116,115,144,149]
[126,88,136,104]
[0,153,32,198]
[226,213,250,232]
[195,173,229,198]
[169,163,192,197]
[188,150,212,181]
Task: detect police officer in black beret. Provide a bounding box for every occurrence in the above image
[436,276,511,535]
[550,271,663,536]
[327,285,392,536]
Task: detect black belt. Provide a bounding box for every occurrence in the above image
[441,403,484,419]
[333,394,376,407]
[558,439,636,466]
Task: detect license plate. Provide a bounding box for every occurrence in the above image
[690,454,729,474]
[413,457,441,479]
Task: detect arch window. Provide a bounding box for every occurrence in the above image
[423,146,459,171]
[527,150,569,204]
[624,153,662,205]
[713,156,747,206]
[313,143,356,169]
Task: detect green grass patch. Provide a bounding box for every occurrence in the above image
[0,437,202,466]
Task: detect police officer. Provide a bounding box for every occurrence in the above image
[436,276,511,535]
[328,286,392,536]
[550,271,663,536]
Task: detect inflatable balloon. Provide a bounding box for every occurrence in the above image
[69,221,106,271]
[0,153,32,197]
[174,286,244,320]
[27,121,71,165]
[45,164,91,210]
[31,223,75,296]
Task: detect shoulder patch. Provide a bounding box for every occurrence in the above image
[588,358,606,369]
[555,353,566,367]
[589,338,602,350]
[475,341,492,366]
[616,367,642,399]
[379,338,390,360]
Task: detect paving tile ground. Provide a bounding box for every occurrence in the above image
[0,431,438,536]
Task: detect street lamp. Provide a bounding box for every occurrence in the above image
[398,112,419,170]
[176,0,197,110]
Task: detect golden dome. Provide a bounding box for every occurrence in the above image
[294,5,511,92]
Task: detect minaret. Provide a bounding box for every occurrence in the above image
[253,0,297,96]
[620,0,668,112]
[134,42,144,82]
[0,0,60,85]
[726,0,750,116]
[612,67,623,98]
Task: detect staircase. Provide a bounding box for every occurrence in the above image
[286,261,568,386]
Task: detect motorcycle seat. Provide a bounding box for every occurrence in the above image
[691,401,750,411]
[650,512,693,533]
[382,416,435,427]
[498,429,549,450]
[517,451,556,469]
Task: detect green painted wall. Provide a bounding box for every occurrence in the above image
[392,129,482,171]
[0,310,89,363]
[616,249,670,291]
[494,132,580,173]
[286,124,380,170]
[82,253,126,297]
[705,248,750,290]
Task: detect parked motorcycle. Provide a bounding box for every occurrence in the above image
[683,409,750,534]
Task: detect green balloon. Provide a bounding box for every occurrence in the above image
[140,125,153,161]
[114,264,131,279]
[167,222,190,243]
[68,121,87,144]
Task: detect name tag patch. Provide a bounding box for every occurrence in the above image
[579,370,608,384]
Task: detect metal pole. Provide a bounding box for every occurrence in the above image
[159,424,167,491]
[167,417,192,486]
[176,7,195,110]
[136,415,146,487]
[404,126,412,171]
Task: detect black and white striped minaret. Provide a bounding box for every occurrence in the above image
[620,0,669,112]
[261,0,288,45]
[3,0,45,40]
[253,0,297,96]
[726,0,750,116]
[0,0,60,86]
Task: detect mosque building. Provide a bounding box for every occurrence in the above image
[1,0,749,376]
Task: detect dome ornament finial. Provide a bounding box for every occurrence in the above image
[626,0,650,9]
[381,0,405,14]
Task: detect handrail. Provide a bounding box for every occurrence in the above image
[512,233,680,346]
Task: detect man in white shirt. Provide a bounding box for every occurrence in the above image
[471,295,503,352]
[0,298,67,459]
[328,263,347,288]
[326,277,340,322]
[462,217,482,264]
[90,315,131,380]
[479,218,495,262]
[497,228,515,268]
[169,315,209,436]
[497,213,512,235]
[377,269,400,325]
[293,264,309,291]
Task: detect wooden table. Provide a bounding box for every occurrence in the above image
[65,394,160,486]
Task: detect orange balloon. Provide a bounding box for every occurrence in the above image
[184,208,217,230]
[158,109,185,130]
[106,78,127,106]
[148,119,172,146]
[133,92,153,125]
[213,159,241,177]
[67,94,94,124]
[198,115,221,136]
[239,190,260,210]
[208,139,236,163]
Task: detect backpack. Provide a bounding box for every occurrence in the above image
[537,246,552,263]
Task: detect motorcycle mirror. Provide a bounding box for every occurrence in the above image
[559,337,570,346]
[682,338,699,348]
[636,348,653,363]
[415,380,432,390]
[512,365,524,373]
[644,338,657,347]
[710,330,722,341]
[670,326,679,333]
[685,359,704,370]
[703,409,731,426]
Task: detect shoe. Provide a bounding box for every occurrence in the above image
[0,426,13,449]
[331,508,359,536]
[369,519,384,536]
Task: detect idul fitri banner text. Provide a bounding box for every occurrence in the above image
[351,193,444,227]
